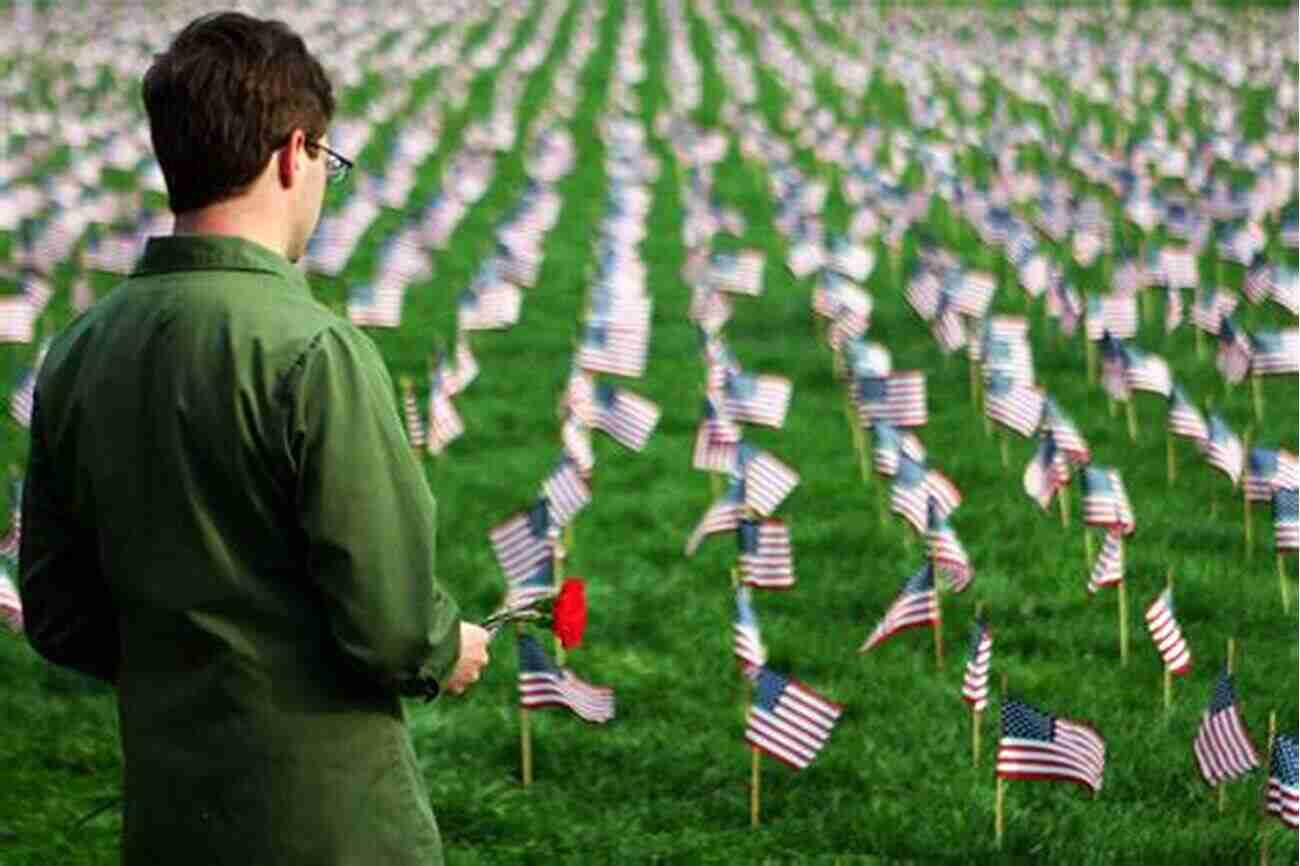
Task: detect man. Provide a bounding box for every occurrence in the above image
[18,12,489,865]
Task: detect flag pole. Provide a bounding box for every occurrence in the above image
[1118,577,1129,667]
[1221,637,1236,814]
[973,601,984,766]
[750,745,761,828]
[1250,375,1263,423]
[1084,527,1094,575]
[999,431,1009,470]
[1278,554,1291,615]
[552,538,566,667]
[1243,430,1253,555]
[519,621,533,788]
[933,562,945,671]
[1259,711,1277,866]
[1058,483,1070,529]
[1125,400,1138,443]
[1164,569,1174,714]
[995,671,1008,849]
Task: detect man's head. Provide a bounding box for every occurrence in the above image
[143,12,336,259]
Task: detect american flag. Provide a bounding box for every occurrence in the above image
[737,518,794,589]
[946,269,996,319]
[685,477,745,556]
[1245,449,1300,503]
[980,319,1036,387]
[541,460,591,528]
[576,318,648,379]
[1086,530,1125,595]
[689,284,733,334]
[591,383,659,451]
[1243,261,1274,305]
[1267,733,1299,831]
[1193,670,1259,787]
[400,379,426,448]
[1040,397,1092,465]
[1165,287,1185,335]
[0,296,35,344]
[745,665,843,770]
[869,421,926,478]
[1100,336,1131,402]
[1191,288,1238,336]
[930,299,966,354]
[737,444,800,516]
[0,479,21,561]
[1274,488,1299,554]
[1200,415,1244,487]
[436,341,479,398]
[1122,345,1173,397]
[961,615,993,712]
[927,498,971,593]
[0,568,22,633]
[890,456,932,533]
[1080,466,1135,535]
[724,371,791,429]
[1023,431,1072,511]
[984,372,1045,438]
[517,633,614,724]
[708,249,765,295]
[1143,588,1192,676]
[426,388,464,456]
[997,698,1106,793]
[855,371,927,429]
[458,283,522,331]
[906,268,942,321]
[507,558,558,609]
[1215,317,1253,385]
[733,585,767,671]
[859,563,939,653]
[1249,330,1299,377]
[1167,386,1209,442]
[1086,295,1138,342]
[490,500,554,582]
[9,364,36,429]
[560,416,594,477]
[562,366,599,427]
[826,238,874,283]
[692,396,741,474]
[1159,245,1199,290]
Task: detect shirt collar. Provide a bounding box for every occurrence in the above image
[134,234,312,298]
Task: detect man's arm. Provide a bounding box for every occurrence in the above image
[17,392,120,684]
[288,325,462,699]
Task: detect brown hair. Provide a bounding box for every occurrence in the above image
[142,12,335,214]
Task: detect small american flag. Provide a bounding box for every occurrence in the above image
[490,501,554,582]
[1167,386,1209,442]
[1191,288,1238,336]
[997,698,1106,792]
[708,249,765,295]
[724,371,791,429]
[457,282,522,331]
[1023,432,1072,511]
[685,477,745,556]
[733,585,767,671]
[737,518,794,589]
[591,383,659,451]
[1040,400,1090,464]
[1086,530,1125,595]
[1165,287,1185,334]
[507,559,558,609]
[576,318,648,379]
[1100,336,1131,402]
[1243,261,1274,305]
[1249,330,1299,377]
[436,341,479,398]
[855,371,927,429]
[400,379,426,448]
[1193,670,1259,787]
[1159,246,1199,290]
[560,416,594,477]
[692,396,741,474]
[1274,488,1299,553]
[1215,318,1253,385]
[736,444,800,517]
[1143,588,1192,676]
[0,567,22,633]
[541,460,591,528]
[745,665,843,770]
[930,300,966,354]
[1200,415,1245,487]
[859,563,939,653]
[984,372,1045,438]
[517,633,614,724]
[426,388,464,456]
[927,498,971,593]
[1245,449,1300,503]
[869,422,926,478]
[961,615,993,711]
[906,269,942,321]
[1122,345,1173,397]
[1086,295,1138,341]
[1267,733,1299,831]
[0,481,21,561]
[1080,466,1135,535]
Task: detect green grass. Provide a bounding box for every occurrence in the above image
[1,2,1298,865]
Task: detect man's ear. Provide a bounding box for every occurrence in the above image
[276,129,305,190]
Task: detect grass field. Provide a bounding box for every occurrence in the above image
[1,1,1297,864]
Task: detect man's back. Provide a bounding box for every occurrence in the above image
[24,234,457,865]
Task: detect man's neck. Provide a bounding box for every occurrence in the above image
[172,199,289,260]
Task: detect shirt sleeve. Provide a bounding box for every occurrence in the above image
[287,324,460,700]
[18,390,120,684]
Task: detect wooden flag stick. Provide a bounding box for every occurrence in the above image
[1164,569,1174,713]
[1260,711,1278,866]
[1125,401,1138,442]
[553,543,566,667]
[999,432,1009,470]
[1084,527,1094,572]
[1251,376,1263,423]
[750,746,761,828]
[995,777,1005,849]
[933,568,945,670]
[1279,555,1292,615]
[520,705,533,787]
[1058,485,1070,529]
[969,356,979,406]
[1220,636,1236,813]
[1118,579,1129,667]
[1086,337,1097,385]
[1243,430,1254,555]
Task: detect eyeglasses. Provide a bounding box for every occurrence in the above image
[312,141,353,185]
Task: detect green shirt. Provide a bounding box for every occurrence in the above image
[19,234,461,865]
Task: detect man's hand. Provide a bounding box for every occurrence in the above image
[444,622,490,695]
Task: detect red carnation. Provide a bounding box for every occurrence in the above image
[551,578,587,649]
